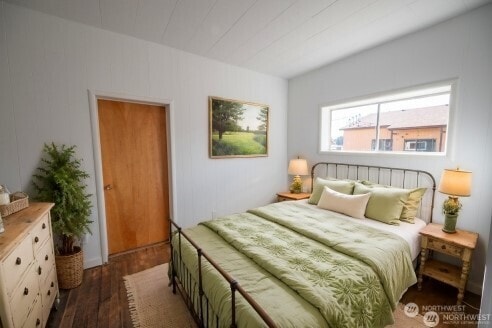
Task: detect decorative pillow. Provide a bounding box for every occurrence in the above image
[308,177,355,205]
[317,186,370,219]
[400,188,427,223]
[359,181,426,223]
[353,183,410,225]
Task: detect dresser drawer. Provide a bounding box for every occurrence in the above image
[2,235,35,296]
[427,237,463,257]
[11,264,40,327]
[22,296,43,328]
[31,214,50,254]
[37,239,56,283]
[41,267,58,325]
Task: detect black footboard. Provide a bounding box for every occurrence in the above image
[169,220,277,328]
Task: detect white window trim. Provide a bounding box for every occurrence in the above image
[318,79,458,157]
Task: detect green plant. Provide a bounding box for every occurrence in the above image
[33,143,93,255]
[290,177,303,194]
[442,197,461,215]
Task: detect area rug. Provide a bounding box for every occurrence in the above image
[124,264,425,328]
[123,263,196,328]
[389,303,427,328]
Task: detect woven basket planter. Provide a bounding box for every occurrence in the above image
[56,246,84,289]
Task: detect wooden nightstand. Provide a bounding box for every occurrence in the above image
[418,223,478,305]
[276,192,310,202]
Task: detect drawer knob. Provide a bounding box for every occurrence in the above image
[45,255,49,261]
[36,318,41,326]
[42,223,46,229]
[38,266,42,275]
[441,245,446,250]
[24,287,29,295]
[16,257,22,265]
[51,281,54,287]
[34,236,39,243]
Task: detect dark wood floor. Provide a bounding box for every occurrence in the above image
[401,279,481,327]
[47,243,481,327]
[47,242,170,328]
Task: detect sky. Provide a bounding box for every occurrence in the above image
[238,104,265,131]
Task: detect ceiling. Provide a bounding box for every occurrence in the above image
[5,0,491,79]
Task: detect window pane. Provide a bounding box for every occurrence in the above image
[379,94,449,153]
[330,104,377,151]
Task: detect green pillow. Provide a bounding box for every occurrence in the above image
[308,178,355,205]
[353,183,409,225]
[400,188,427,223]
[360,180,426,223]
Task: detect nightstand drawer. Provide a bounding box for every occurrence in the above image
[427,238,463,257]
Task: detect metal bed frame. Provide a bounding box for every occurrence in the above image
[311,162,436,223]
[169,162,436,328]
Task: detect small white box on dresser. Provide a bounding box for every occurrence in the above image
[0,203,59,328]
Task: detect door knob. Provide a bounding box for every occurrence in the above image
[104,184,113,191]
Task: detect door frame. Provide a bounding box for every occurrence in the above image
[88,90,177,264]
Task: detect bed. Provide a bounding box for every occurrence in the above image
[169,162,436,328]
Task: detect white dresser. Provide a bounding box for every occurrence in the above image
[0,203,59,328]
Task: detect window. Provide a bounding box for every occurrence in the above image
[320,81,454,154]
[371,139,392,151]
[404,139,436,152]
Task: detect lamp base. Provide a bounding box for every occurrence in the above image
[442,214,458,234]
[289,175,303,194]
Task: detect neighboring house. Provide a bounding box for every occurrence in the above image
[340,106,448,152]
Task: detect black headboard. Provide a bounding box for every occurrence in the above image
[310,162,436,223]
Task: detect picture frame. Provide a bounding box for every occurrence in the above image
[209,96,269,158]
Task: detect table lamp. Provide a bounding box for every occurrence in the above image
[288,158,309,193]
[438,168,472,233]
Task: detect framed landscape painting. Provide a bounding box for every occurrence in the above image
[209,96,269,158]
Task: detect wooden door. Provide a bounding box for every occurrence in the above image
[98,99,169,255]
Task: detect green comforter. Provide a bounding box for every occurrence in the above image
[172,201,417,328]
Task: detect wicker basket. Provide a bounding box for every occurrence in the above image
[0,192,29,217]
[56,247,84,289]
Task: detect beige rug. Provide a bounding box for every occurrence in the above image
[124,264,196,328]
[124,264,425,328]
[389,303,426,328]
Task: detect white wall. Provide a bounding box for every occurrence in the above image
[288,4,492,294]
[0,2,288,267]
[479,215,492,326]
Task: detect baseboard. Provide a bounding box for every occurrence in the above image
[468,280,483,296]
[84,256,103,269]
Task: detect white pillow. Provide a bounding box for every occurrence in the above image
[317,186,370,219]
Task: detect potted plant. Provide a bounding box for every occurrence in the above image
[442,197,461,233]
[33,143,92,289]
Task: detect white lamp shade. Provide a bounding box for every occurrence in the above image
[438,168,472,197]
[288,159,309,176]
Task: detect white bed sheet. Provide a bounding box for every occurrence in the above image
[297,199,426,260]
